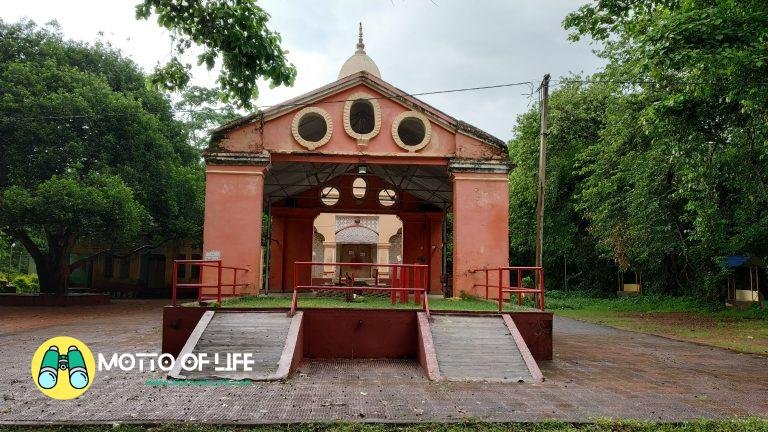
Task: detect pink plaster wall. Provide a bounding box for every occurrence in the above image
[213,82,505,161]
[452,172,510,297]
[202,165,266,295]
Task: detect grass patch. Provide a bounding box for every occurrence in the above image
[546,291,768,355]
[220,294,501,312]
[1,419,768,431]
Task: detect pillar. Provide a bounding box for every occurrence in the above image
[202,158,269,296]
[376,243,391,278]
[323,241,337,279]
[400,212,443,294]
[267,213,285,292]
[269,208,317,292]
[427,213,443,294]
[450,162,510,298]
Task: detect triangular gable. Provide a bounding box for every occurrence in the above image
[210,71,506,152]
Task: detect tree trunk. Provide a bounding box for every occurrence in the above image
[36,253,72,295]
[17,231,76,296]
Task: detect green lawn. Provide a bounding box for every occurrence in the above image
[1,419,767,432]
[220,293,503,311]
[546,291,768,355]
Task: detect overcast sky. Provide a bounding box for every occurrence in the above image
[0,0,604,141]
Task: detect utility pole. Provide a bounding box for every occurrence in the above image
[534,74,550,271]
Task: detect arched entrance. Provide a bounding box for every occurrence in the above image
[263,165,447,293]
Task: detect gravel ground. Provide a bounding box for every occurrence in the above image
[0,299,766,424]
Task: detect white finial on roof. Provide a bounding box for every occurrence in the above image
[356,22,365,53]
[338,22,381,79]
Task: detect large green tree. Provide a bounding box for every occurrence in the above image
[561,0,768,296]
[508,81,617,292]
[0,20,204,294]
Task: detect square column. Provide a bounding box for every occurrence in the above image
[399,212,444,294]
[323,242,337,279]
[202,160,268,296]
[451,165,510,298]
[376,243,391,278]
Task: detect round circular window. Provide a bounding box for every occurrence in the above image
[391,111,431,152]
[352,177,367,199]
[320,187,340,206]
[378,189,397,207]
[343,92,381,142]
[292,107,333,150]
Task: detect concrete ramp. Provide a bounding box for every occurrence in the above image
[169,311,302,380]
[427,314,543,382]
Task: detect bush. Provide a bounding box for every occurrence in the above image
[11,274,40,294]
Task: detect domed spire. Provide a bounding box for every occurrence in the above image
[338,22,381,79]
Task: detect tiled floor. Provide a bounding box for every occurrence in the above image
[1,300,766,423]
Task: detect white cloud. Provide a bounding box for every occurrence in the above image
[0,0,604,141]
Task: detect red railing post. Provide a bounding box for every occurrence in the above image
[391,266,398,305]
[217,260,223,304]
[539,268,546,310]
[400,267,409,304]
[422,265,430,318]
[517,269,523,306]
[171,261,178,306]
[485,267,489,300]
[233,269,238,296]
[290,262,299,316]
[414,266,421,305]
[498,268,503,312]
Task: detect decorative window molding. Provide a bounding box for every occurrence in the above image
[335,225,379,244]
[320,186,340,206]
[343,92,381,146]
[291,107,333,150]
[391,110,432,152]
[352,177,367,199]
[378,189,397,207]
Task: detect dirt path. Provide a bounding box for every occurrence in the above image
[555,310,768,355]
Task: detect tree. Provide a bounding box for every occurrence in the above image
[561,0,768,297]
[174,86,242,149]
[135,0,297,109]
[0,20,204,294]
[508,81,617,292]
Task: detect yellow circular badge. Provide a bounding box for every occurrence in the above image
[30,336,95,400]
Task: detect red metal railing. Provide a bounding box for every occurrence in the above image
[290,261,430,318]
[171,259,249,306]
[470,266,545,311]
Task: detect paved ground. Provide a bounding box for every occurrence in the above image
[1,300,766,423]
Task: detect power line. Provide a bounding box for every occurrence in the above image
[0,81,536,122]
[551,78,768,86]
[3,76,767,122]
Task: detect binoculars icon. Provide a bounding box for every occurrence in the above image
[37,346,89,389]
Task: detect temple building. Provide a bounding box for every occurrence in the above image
[201,25,511,297]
